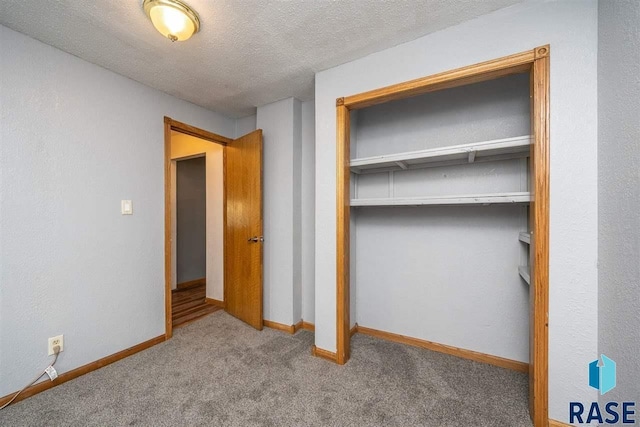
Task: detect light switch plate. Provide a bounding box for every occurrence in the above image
[121,200,133,215]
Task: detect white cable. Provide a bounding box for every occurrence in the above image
[0,347,60,410]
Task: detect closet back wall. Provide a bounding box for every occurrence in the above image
[352,74,531,362]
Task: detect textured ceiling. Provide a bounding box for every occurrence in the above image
[0,0,523,117]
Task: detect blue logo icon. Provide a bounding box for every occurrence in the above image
[589,354,616,395]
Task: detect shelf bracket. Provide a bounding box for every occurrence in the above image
[395,161,408,170]
[353,173,358,199]
[468,150,477,163]
[518,266,531,285]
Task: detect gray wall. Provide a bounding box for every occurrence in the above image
[351,75,531,362]
[292,101,303,323]
[353,74,530,158]
[598,0,640,403]
[227,102,317,326]
[0,25,235,396]
[256,98,303,325]
[301,101,316,323]
[176,157,207,284]
[314,1,599,419]
[234,114,257,139]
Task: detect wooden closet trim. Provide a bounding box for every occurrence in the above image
[530,46,550,427]
[336,104,351,365]
[335,45,550,427]
[164,116,229,340]
[341,49,536,110]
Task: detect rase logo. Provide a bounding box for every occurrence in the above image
[569,354,636,424]
[589,354,617,395]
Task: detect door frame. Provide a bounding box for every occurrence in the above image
[335,46,550,426]
[164,117,232,339]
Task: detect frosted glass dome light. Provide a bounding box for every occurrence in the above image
[143,0,200,42]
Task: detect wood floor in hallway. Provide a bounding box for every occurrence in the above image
[172,282,221,328]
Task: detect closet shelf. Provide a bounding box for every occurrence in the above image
[519,232,531,244]
[350,135,532,174]
[351,191,531,207]
[518,266,531,285]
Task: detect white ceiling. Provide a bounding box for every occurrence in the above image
[0,0,523,117]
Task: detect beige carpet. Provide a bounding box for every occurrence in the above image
[0,311,531,426]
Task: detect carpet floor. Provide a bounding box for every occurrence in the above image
[0,311,531,426]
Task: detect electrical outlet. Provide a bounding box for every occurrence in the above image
[48,335,64,356]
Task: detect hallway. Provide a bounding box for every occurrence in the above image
[172,283,220,328]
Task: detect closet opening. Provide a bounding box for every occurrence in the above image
[335,46,549,427]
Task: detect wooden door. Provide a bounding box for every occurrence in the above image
[224,130,264,329]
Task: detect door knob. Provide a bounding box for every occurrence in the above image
[248,236,264,243]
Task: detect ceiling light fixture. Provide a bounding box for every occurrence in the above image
[143,0,200,42]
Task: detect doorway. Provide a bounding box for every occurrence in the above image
[169,129,224,330]
[171,155,219,327]
[164,117,265,338]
